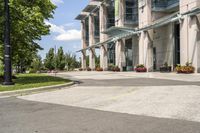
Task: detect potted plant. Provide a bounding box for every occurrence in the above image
[86,67,92,71]
[96,67,103,71]
[176,62,195,74]
[108,64,114,71]
[160,62,172,72]
[135,64,147,72]
[112,66,120,72]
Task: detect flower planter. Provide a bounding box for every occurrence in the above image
[112,67,120,72]
[176,64,195,74]
[160,66,171,73]
[135,67,147,72]
[96,67,103,72]
[87,67,92,71]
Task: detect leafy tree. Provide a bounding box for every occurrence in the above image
[56,47,65,70]
[0,0,56,72]
[65,52,79,71]
[29,55,42,73]
[44,48,55,70]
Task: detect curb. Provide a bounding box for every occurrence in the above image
[0,82,75,98]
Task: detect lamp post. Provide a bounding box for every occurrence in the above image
[3,0,14,85]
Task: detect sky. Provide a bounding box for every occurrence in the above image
[39,0,89,60]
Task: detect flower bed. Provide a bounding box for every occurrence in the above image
[176,63,195,74]
[135,64,147,72]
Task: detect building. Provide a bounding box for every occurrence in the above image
[75,0,200,73]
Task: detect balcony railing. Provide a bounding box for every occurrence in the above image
[152,0,179,11]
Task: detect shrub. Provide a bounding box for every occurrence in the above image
[29,69,37,73]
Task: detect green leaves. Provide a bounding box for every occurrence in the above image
[56,47,65,70]
[44,48,55,70]
[0,0,56,72]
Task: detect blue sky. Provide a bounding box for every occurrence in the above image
[39,0,89,60]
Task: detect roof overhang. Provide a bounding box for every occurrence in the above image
[82,1,100,12]
[75,12,89,20]
[102,26,136,36]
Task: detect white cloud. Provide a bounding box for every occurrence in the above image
[55,30,81,41]
[51,0,64,5]
[45,21,66,34]
[45,21,81,42]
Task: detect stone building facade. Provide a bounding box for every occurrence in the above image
[76,0,200,73]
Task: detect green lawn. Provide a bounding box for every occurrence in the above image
[0,74,71,92]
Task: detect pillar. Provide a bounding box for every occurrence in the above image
[138,0,153,71]
[100,3,108,70]
[81,20,87,70]
[89,14,96,70]
[115,0,126,71]
[115,40,126,70]
[180,0,200,72]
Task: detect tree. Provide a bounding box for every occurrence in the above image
[56,47,65,70]
[30,55,42,73]
[65,52,79,71]
[0,0,56,72]
[44,48,55,70]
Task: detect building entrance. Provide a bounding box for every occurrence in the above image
[174,23,180,68]
[107,42,115,66]
[153,47,157,71]
[125,39,133,71]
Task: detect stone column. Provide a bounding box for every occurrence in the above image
[115,40,126,70]
[180,0,200,73]
[81,20,87,70]
[100,3,108,70]
[89,14,96,70]
[138,0,153,72]
[115,0,126,70]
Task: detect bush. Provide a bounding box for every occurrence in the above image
[135,64,147,72]
[29,69,37,73]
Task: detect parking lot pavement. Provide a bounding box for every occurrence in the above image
[1,97,200,133]
[19,72,200,123]
[2,71,200,133]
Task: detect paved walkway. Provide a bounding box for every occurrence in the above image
[2,71,200,133]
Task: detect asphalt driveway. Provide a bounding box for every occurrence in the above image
[1,71,200,133]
